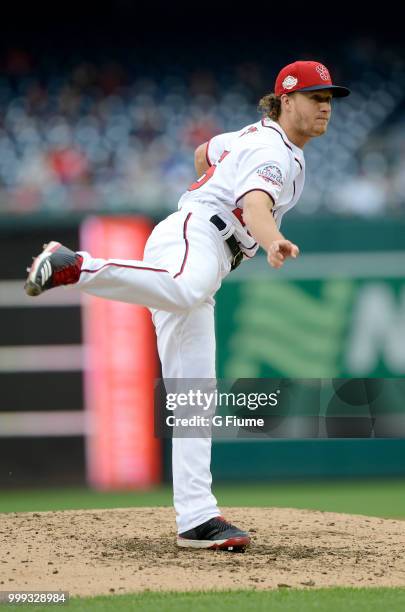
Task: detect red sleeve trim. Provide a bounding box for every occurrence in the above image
[205,139,212,167]
[235,189,276,207]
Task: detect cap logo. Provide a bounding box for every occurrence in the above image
[316,64,330,81]
[282,75,298,90]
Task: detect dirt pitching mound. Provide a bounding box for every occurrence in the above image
[1,507,405,596]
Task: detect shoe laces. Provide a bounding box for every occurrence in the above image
[207,516,237,534]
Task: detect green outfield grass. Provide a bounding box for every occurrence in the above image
[0,479,404,518]
[1,588,405,612]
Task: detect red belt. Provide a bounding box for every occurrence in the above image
[232,208,245,226]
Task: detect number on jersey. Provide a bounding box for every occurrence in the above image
[188,150,230,191]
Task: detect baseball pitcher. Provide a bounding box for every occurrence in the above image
[25,61,350,551]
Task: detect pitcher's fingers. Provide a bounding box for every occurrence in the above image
[269,257,279,268]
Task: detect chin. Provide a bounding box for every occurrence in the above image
[312,126,328,137]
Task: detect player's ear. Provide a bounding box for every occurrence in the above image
[280,93,292,113]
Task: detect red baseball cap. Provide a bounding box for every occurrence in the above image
[275,61,350,98]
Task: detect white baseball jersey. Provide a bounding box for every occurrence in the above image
[178,117,305,258]
[72,116,307,537]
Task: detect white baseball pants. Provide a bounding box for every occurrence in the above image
[76,202,232,533]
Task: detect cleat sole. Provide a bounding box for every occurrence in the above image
[177,534,250,551]
[24,280,42,297]
[24,241,61,297]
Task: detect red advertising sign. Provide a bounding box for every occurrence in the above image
[81,216,160,489]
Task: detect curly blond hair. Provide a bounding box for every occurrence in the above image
[258,93,282,121]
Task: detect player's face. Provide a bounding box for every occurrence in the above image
[288,90,333,138]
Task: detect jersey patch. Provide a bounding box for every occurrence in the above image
[256,164,283,187]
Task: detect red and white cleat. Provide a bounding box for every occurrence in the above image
[24,241,83,296]
[177,516,251,551]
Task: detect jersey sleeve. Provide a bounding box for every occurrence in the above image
[206,131,239,166]
[234,145,289,206]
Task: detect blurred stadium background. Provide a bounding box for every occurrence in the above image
[0,2,404,508]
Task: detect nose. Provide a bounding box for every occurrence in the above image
[319,102,331,116]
